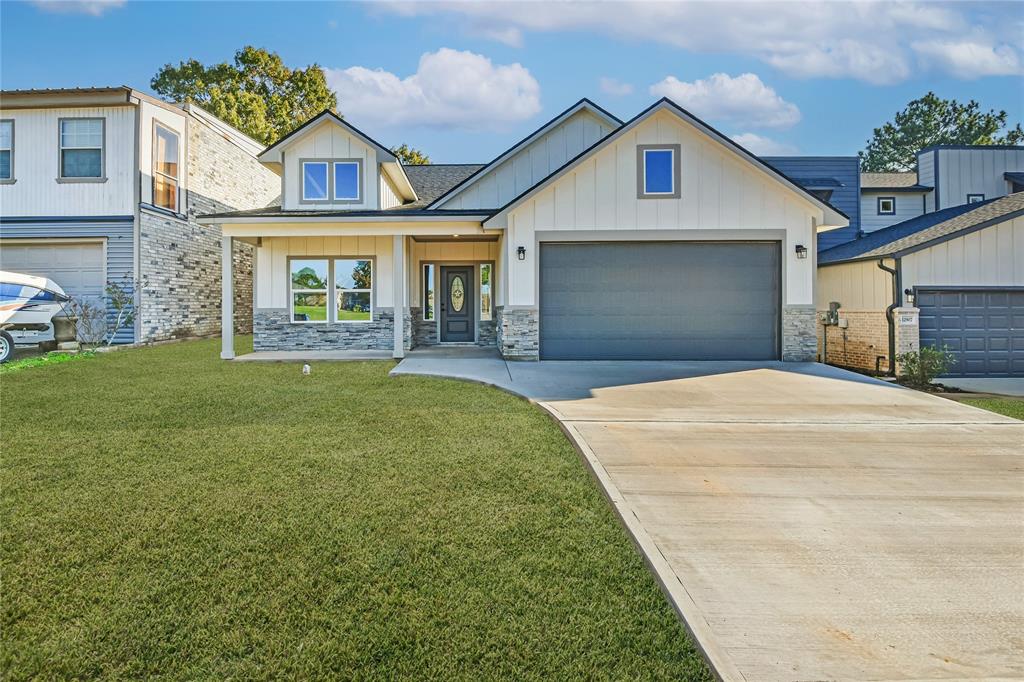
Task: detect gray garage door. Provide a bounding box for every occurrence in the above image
[539,242,780,360]
[917,288,1024,377]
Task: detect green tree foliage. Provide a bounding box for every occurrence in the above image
[351,260,372,289]
[860,92,1023,172]
[151,46,337,145]
[391,144,430,165]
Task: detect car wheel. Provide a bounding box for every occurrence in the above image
[0,331,13,364]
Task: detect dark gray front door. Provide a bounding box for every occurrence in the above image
[917,288,1024,376]
[440,266,475,342]
[539,242,781,360]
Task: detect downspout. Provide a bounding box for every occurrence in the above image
[876,257,901,376]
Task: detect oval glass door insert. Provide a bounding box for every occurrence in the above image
[450,276,465,312]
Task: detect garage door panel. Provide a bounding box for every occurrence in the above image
[918,288,1023,377]
[539,242,779,360]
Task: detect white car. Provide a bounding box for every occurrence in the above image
[0,270,71,363]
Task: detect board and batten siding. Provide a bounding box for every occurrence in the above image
[816,259,894,311]
[280,120,378,211]
[933,148,1024,211]
[436,110,616,210]
[502,109,821,307]
[254,236,396,309]
[860,191,926,233]
[409,239,501,298]
[917,152,937,213]
[0,106,136,216]
[379,172,402,210]
[762,156,860,249]
[902,214,1024,288]
[0,218,136,342]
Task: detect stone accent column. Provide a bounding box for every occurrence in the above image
[392,235,406,359]
[220,234,234,359]
[893,306,920,374]
[782,305,817,362]
[497,306,539,360]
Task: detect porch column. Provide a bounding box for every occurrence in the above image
[392,234,405,359]
[220,233,235,360]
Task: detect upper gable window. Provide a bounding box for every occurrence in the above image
[333,161,360,201]
[637,144,680,199]
[153,123,180,212]
[877,197,895,215]
[302,161,329,201]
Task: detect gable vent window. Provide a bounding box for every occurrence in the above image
[967,193,985,204]
[877,197,896,215]
[637,144,680,199]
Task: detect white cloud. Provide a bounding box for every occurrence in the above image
[912,40,1024,78]
[730,133,798,156]
[325,48,541,130]
[650,73,800,129]
[599,77,633,96]
[30,0,124,16]
[474,25,523,47]
[378,1,1023,84]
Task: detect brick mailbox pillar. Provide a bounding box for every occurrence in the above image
[893,306,920,375]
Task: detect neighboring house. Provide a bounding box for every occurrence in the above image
[816,193,1024,377]
[763,156,860,250]
[0,86,279,344]
[199,97,848,362]
[860,172,932,233]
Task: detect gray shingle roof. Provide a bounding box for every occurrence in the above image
[860,172,932,191]
[404,164,485,207]
[820,193,1024,264]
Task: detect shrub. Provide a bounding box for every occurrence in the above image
[896,346,953,387]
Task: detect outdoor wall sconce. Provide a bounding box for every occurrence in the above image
[795,244,808,259]
[517,246,527,261]
[904,288,915,305]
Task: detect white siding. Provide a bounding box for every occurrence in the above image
[935,148,1024,210]
[903,214,1024,288]
[437,110,615,210]
[917,151,936,213]
[138,101,188,209]
[379,172,401,210]
[280,120,378,211]
[254,235,395,308]
[502,109,822,307]
[860,191,926,233]
[409,240,501,296]
[0,105,136,216]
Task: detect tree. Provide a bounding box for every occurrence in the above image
[860,92,1023,172]
[391,144,430,165]
[151,46,337,145]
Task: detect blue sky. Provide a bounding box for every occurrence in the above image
[2,1,1022,163]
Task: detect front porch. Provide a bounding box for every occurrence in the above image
[217,222,506,360]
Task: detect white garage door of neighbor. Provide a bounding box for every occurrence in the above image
[0,241,106,340]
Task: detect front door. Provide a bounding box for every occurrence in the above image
[440,266,475,342]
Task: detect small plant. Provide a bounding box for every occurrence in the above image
[896,346,954,388]
[105,275,145,345]
[60,296,107,346]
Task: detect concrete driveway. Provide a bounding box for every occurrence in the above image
[393,352,1024,681]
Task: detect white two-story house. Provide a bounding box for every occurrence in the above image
[0,86,279,343]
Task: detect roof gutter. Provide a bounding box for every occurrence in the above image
[877,258,901,377]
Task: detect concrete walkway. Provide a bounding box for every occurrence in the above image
[937,377,1024,397]
[392,355,1024,681]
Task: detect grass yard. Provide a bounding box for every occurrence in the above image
[1,337,710,680]
[959,397,1024,420]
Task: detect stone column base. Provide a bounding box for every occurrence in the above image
[782,305,817,362]
[496,307,539,360]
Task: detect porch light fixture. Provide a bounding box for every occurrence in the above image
[517,246,526,261]
[904,288,915,305]
[795,244,808,259]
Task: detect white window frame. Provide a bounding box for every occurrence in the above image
[637,144,681,199]
[966,193,985,204]
[301,161,329,202]
[0,119,13,183]
[877,196,896,215]
[334,258,373,324]
[288,258,330,324]
[152,122,181,213]
[58,117,105,181]
[333,161,361,201]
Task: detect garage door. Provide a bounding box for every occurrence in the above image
[0,241,106,340]
[917,288,1024,377]
[539,242,780,360]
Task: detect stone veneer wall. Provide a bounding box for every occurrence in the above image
[138,112,278,342]
[409,306,497,348]
[816,310,891,373]
[478,318,497,347]
[496,307,539,360]
[781,305,817,362]
[253,308,411,352]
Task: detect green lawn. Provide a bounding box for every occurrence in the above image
[959,397,1024,420]
[1,337,709,680]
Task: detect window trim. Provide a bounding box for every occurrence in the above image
[298,157,364,204]
[287,256,376,324]
[877,196,896,215]
[0,119,14,184]
[334,257,373,324]
[57,117,106,182]
[332,160,362,202]
[966,193,985,204]
[152,121,181,213]
[637,144,681,199]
